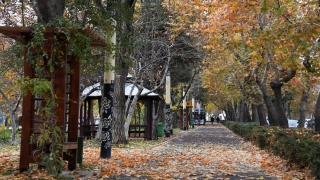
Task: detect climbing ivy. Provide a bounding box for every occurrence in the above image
[18,18,107,175]
[20,77,64,175]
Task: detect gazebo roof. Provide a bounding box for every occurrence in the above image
[82,83,160,97]
[0,26,106,47]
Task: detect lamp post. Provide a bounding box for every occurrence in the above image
[165,69,171,137]
[192,97,195,118]
[183,86,186,130]
[100,19,116,159]
[198,100,201,125]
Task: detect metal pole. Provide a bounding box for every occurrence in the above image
[183,86,186,130]
[101,19,116,159]
[192,97,195,128]
[198,101,201,125]
[165,69,171,137]
[192,97,195,116]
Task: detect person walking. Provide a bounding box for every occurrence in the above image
[216,116,220,123]
[211,116,215,124]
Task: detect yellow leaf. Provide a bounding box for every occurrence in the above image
[233,33,241,41]
[249,51,259,56]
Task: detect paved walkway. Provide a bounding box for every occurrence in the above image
[155,123,278,180]
[62,123,283,179]
[164,123,278,179]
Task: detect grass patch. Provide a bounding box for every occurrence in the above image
[0,144,20,152]
[2,171,12,176]
[173,128,182,134]
[0,128,11,143]
[79,163,96,170]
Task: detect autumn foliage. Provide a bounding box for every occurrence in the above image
[0,125,318,179]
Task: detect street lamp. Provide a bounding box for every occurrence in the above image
[192,97,195,117]
[165,68,171,137]
[183,86,186,130]
[100,19,116,159]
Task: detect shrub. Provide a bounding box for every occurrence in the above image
[0,126,11,143]
[222,121,320,179]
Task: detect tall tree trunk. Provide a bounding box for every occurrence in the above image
[9,112,18,145]
[113,67,129,144]
[230,102,237,121]
[152,100,163,140]
[112,0,136,144]
[284,101,291,119]
[88,100,96,135]
[257,103,268,126]
[257,82,279,126]
[244,103,252,122]
[239,100,245,122]
[32,0,65,24]
[298,90,309,128]
[124,86,143,139]
[314,92,320,133]
[271,83,288,128]
[225,106,231,121]
[252,104,259,123]
[0,89,20,144]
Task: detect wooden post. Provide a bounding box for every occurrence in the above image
[19,41,34,172]
[77,137,83,165]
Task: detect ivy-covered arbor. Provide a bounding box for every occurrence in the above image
[0,26,106,172]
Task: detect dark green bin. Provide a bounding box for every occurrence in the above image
[157,122,164,137]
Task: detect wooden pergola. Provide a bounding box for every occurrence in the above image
[0,26,106,172]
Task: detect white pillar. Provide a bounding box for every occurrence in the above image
[183,86,186,130]
[101,18,116,159]
[165,69,171,137]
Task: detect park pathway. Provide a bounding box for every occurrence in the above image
[62,123,311,180]
[149,123,279,180]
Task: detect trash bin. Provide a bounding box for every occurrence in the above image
[190,119,194,128]
[157,122,164,137]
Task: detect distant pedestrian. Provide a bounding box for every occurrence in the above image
[211,116,215,124]
[216,116,220,123]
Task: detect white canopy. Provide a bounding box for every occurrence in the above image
[82,83,159,97]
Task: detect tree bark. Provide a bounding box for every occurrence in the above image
[9,112,17,145]
[231,101,237,121]
[239,100,245,122]
[112,0,136,144]
[270,82,288,128]
[245,103,252,122]
[252,104,259,123]
[32,0,65,24]
[0,89,21,144]
[113,67,129,144]
[257,82,279,126]
[257,103,268,126]
[298,90,309,128]
[124,85,143,139]
[151,100,163,140]
[314,92,320,132]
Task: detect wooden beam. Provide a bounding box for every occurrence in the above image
[63,142,78,150]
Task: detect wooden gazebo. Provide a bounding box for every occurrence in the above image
[0,26,106,172]
[80,82,161,140]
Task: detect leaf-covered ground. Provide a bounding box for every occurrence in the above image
[0,123,316,179]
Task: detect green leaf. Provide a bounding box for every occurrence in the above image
[277,6,286,15]
[260,0,268,12]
